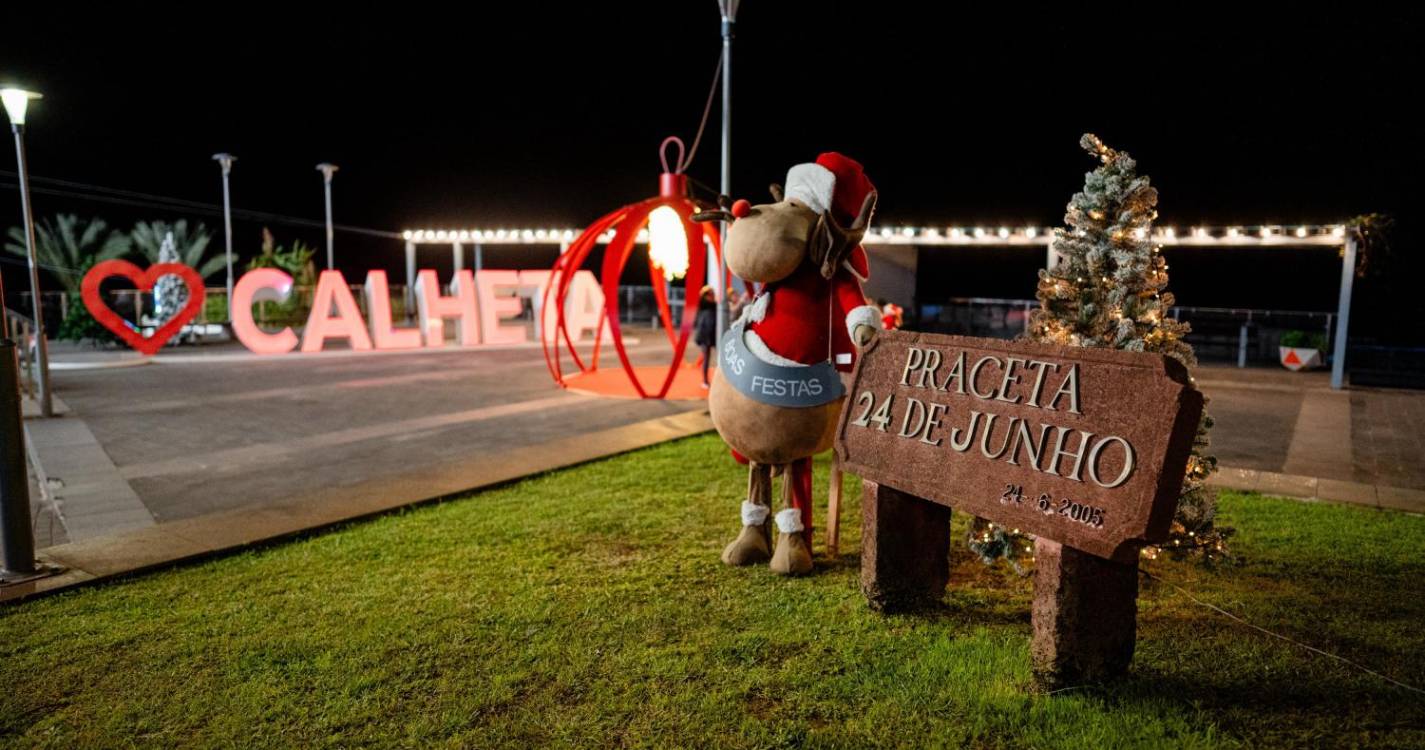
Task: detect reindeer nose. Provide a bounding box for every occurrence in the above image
[730,199,752,219]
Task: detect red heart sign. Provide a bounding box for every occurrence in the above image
[81,260,207,356]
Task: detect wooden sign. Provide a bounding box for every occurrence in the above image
[836,330,1205,687]
[835,330,1203,562]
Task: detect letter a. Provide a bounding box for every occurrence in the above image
[302,270,373,353]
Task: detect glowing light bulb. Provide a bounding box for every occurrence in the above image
[0,87,41,125]
[647,206,689,281]
[1296,226,1308,237]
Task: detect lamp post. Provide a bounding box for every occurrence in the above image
[0,85,42,580]
[2,87,51,419]
[212,153,236,320]
[715,0,739,346]
[316,163,338,270]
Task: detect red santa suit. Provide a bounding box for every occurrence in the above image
[736,152,882,544]
[743,248,877,373]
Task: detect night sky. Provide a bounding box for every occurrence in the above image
[2,5,1421,336]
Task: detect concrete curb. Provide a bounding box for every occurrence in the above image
[1211,464,1425,514]
[50,357,153,371]
[2,409,713,605]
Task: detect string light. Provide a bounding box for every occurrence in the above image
[398,222,1350,247]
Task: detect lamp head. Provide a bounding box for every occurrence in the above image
[212,153,236,169]
[0,87,42,126]
[316,163,339,180]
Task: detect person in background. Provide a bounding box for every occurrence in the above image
[694,285,718,388]
[727,287,746,321]
[877,297,904,330]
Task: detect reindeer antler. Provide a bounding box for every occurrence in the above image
[692,194,736,223]
[810,190,878,279]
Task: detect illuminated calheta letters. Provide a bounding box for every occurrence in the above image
[230,267,605,355]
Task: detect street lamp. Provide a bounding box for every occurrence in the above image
[1,86,51,419]
[316,162,338,270]
[715,0,739,346]
[212,153,236,320]
[0,85,42,581]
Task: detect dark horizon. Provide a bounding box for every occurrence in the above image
[2,5,1421,335]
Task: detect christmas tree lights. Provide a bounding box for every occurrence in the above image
[970,134,1233,571]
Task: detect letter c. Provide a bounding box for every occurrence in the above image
[232,268,299,355]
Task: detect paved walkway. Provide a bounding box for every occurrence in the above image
[1195,365,1425,492]
[26,335,705,540]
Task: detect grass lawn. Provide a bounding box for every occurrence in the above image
[2,434,1423,748]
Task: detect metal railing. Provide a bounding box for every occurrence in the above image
[917,297,1336,368]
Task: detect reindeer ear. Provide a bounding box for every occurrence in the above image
[853,190,878,230]
[769,183,785,202]
[811,215,841,280]
[805,213,829,274]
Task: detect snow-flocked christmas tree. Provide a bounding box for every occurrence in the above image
[969,134,1232,570]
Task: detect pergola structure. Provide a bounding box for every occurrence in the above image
[402,223,1357,389]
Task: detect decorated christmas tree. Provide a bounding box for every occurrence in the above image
[969,134,1231,570]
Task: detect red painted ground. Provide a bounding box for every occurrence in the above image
[563,363,711,401]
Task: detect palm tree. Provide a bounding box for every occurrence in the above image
[4,214,132,294]
[130,220,224,280]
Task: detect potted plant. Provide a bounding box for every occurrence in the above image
[1279,330,1326,371]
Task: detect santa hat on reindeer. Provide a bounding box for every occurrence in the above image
[741,152,883,372]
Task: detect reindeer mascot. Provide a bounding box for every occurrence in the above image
[696,153,881,575]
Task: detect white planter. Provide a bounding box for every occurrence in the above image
[1279,346,1322,371]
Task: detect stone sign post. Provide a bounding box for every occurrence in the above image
[835,330,1203,686]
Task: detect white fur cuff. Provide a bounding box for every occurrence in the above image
[775,508,804,534]
[784,162,835,216]
[846,304,882,339]
[741,501,770,527]
[742,293,769,323]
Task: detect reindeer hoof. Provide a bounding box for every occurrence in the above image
[770,531,813,576]
[721,524,771,566]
